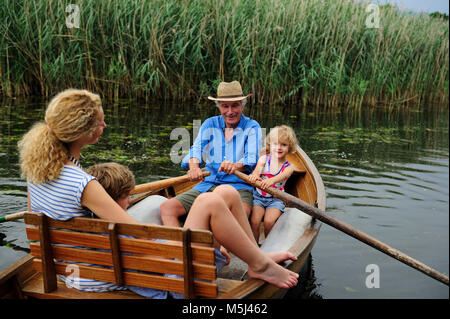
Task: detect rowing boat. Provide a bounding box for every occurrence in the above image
[0,145,325,299]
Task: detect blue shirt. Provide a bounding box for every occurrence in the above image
[181,114,262,192]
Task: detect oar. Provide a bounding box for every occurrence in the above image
[131,171,210,194]
[1,172,211,223]
[0,211,27,223]
[233,170,449,286]
[130,171,210,205]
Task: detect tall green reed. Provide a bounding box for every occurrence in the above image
[0,0,448,106]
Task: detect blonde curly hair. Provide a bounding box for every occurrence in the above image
[18,89,102,184]
[265,125,298,154]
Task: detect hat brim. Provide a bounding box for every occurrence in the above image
[208,94,252,102]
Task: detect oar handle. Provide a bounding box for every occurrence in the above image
[0,211,27,223]
[131,171,210,195]
[234,170,449,286]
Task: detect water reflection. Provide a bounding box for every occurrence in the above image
[0,97,448,298]
[284,255,323,299]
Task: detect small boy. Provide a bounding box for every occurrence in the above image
[86,162,135,210]
[249,125,298,242]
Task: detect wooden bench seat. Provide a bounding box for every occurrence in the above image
[19,272,244,299]
[21,272,145,299]
[24,212,219,298]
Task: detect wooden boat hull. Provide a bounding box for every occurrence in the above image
[0,145,325,299]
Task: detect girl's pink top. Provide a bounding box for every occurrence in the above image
[256,154,291,197]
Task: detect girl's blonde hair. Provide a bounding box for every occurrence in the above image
[18,89,102,184]
[265,125,298,153]
[86,163,135,201]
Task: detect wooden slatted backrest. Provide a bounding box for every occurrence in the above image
[24,212,217,298]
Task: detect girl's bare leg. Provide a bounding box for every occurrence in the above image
[212,185,296,263]
[250,206,265,243]
[263,208,283,237]
[184,192,298,289]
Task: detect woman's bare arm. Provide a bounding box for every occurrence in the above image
[81,180,138,224]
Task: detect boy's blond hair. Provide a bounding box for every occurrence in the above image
[86,162,135,201]
[265,125,298,153]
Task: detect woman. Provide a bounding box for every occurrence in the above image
[18,89,298,294]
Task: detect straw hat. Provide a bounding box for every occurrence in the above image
[208,81,252,101]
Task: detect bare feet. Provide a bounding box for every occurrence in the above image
[266,251,297,264]
[247,258,299,289]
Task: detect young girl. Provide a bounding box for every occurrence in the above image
[249,125,298,242]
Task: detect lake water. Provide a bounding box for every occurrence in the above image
[0,97,448,299]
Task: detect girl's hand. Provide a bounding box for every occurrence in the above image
[248,173,261,183]
[260,178,275,190]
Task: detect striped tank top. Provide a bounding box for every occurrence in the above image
[256,155,291,197]
[28,165,127,292]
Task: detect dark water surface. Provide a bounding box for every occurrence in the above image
[0,98,448,299]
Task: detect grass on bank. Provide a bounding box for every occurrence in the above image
[0,0,448,106]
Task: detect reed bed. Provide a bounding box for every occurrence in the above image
[0,0,448,106]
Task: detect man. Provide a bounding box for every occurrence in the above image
[160,81,262,227]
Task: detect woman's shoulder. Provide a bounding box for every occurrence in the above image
[58,165,96,188]
[62,165,94,178]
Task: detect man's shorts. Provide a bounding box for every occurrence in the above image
[175,185,253,213]
[252,190,286,212]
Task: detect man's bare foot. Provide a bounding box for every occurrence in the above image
[247,259,299,289]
